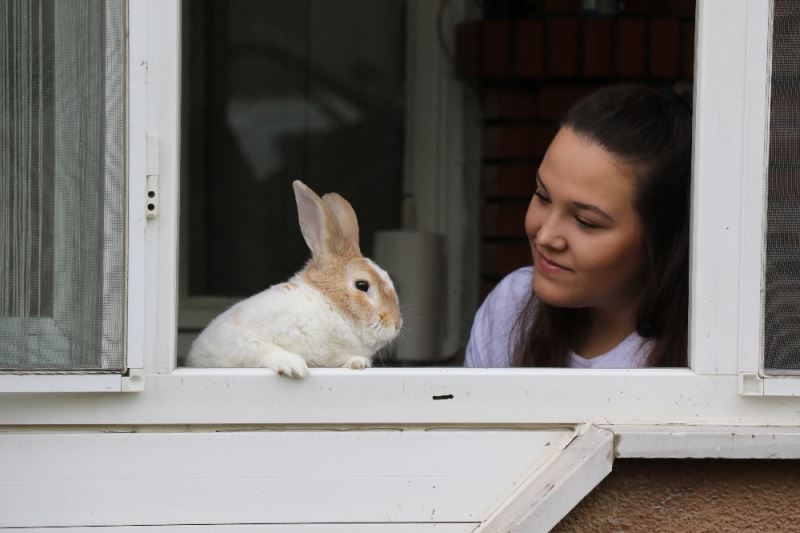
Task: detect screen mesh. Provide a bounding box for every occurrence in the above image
[764,0,800,373]
[0,0,126,371]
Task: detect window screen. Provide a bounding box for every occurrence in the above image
[0,0,126,371]
[764,0,800,373]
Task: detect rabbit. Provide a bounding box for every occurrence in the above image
[184,180,403,378]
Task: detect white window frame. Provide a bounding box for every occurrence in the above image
[2,0,800,448]
[691,0,767,388]
[731,0,800,396]
[0,0,149,393]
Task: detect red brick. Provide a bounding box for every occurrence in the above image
[483,124,558,159]
[535,0,582,15]
[481,241,532,277]
[481,203,529,238]
[514,20,545,79]
[483,86,595,122]
[482,88,538,120]
[618,0,657,15]
[455,21,515,79]
[480,21,513,78]
[455,22,480,79]
[546,18,580,77]
[664,0,696,18]
[650,18,680,78]
[537,85,595,120]
[680,20,695,79]
[616,19,648,77]
[582,18,615,77]
[482,163,538,199]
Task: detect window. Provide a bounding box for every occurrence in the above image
[0,0,797,458]
[178,0,406,361]
[0,0,797,405]
[763,0,800,375]
[0,0,126,372]
[177,0,477,366]
[3,1,800,530]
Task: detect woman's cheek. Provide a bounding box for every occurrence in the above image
[524,201,540,240]
[581,232,644,286]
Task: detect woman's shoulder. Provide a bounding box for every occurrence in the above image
[476,266,534,328]
[485,266,533,308]
[464,266,533,368]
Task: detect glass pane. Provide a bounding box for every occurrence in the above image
[0,0,126,370]
[183,0,405,298]
[764,0,800,373]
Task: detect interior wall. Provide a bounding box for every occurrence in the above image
[456,0,696,300]
[554,459,800,532]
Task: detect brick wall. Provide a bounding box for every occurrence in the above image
[457,0,696,300]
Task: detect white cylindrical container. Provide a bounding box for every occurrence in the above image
[372,230,445,363]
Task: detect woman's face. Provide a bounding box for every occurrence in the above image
[525,127,646,312]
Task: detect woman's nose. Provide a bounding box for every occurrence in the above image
[535,211,567,250]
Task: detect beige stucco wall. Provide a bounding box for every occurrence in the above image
[554,459,800,532]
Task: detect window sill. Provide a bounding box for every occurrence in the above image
[1,366,799,427]
[0,370,143,393]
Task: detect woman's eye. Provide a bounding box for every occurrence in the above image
[575,217,602,230]
[533,191,551,204]
[355,280,370,292]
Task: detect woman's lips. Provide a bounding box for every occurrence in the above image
[534,249,572,274]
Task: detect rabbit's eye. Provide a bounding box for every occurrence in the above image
[355,280,370,292]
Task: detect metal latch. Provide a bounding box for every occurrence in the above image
[146,134,159,218]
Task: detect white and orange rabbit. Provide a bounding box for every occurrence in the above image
[185,180,402,378]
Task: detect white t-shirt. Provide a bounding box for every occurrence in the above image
[464,267,651,368]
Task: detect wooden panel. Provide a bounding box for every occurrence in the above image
[0,429,573,528]
[610,425,800,459]
[478,425,614,532]
[12,526,476,533]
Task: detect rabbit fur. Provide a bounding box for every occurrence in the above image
[184,180,402,378]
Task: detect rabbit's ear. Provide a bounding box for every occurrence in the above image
[293,180,329,258]
[322,193,360,255]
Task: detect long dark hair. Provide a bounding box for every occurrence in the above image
[514,83,692,367]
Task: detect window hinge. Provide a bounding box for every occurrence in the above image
[146,134,159,219]
[738,372,764,396]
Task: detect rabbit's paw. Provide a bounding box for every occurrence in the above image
[344,356,372,370]
[266,352,309,379]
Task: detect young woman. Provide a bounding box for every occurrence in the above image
[466,83,692,368]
